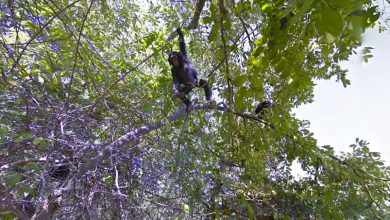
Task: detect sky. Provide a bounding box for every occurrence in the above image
[295,27,390,165]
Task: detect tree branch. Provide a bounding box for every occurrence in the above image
[9,0,81,74]
[187,0,206,30]
[88,36,173,113]
[39,103,268,218]
[328,154,390,182]
[0,159,50,171]
[0,183,30,219]
[32,195,60,220]
[108,102,266,148]
[91,102,268,173]
[67,0,94,95]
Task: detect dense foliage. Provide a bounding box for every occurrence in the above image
[1,0,389,219]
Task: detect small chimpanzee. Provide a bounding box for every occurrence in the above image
[255,100,272,119]
[168,28,212,112]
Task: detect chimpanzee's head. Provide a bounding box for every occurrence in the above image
[168,51,181,67]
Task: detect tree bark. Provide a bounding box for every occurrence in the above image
[187,0,206,30]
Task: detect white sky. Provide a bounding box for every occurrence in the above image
[295,28,390,165]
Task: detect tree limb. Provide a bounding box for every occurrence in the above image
[91,102,268,173]
[0,159,50,171]
[39,103,268,218]
[327,154,390,182]
[0,183,30,219]
[187,0,206,30]
[9,0,81,74]
[31,195,60,220]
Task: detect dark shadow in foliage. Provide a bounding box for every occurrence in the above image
[48,164,70,181]
[17,195,36,218]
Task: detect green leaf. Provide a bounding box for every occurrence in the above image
[240,193,255,219]
[223,18,232,30]
[254,37,262,46]
[236,87,249,107]
[261,3,271,11]
[231,74,247,87]
[327,0,352,9]
[362,54,373,63]
[0,125,9,140]
[208,23,219,42]
[0,212,15,220]
[21,20,36,30]
[180,203,190,213]
[17,184,34,196]
[316,7,344,40]
[103,175,113,184]
[143,102,153,113]
[288,0,314,27]
[202,16,213,24]
[24,163,40,170]
[366,7,380,24]
[5,174,22,187]
[248,74,262,90]
[15,132,34,141]
[33,137,49,147]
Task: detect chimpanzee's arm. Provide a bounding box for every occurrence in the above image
[177,28,187,59]
[171,69,180,94]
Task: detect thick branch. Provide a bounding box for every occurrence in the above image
[92,102,267,170]
[32,103,270,218]
[95,103,212,166]
[187,0,206,30]
[107,103,265,149]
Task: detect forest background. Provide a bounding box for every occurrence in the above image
[0,0,389,219]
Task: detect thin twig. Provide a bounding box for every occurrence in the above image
[9,0,81,74]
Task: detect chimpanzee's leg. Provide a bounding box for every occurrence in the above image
[179,84,195,111]
[198,79,212,100]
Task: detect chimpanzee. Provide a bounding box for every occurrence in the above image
[255,100,272,119]
[168,28,212,112]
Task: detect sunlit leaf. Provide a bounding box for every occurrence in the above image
[316,7,344,40]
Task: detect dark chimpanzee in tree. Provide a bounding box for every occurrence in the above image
[255,100,272,119]
[168,28,212,112]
